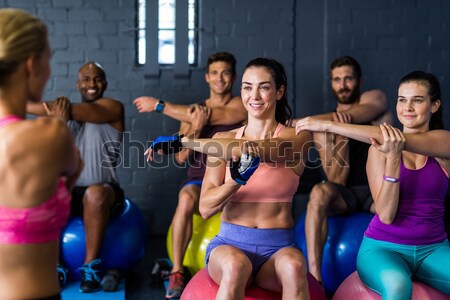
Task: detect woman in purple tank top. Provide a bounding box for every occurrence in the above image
[0,8,82,300]
[296,71,450,299]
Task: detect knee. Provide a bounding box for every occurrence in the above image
[83,184,113,209]
[177,191,198,215]
[308,183,333,211]
[382,272,412,300]
[277,254,308,283]
[221,257,252,283]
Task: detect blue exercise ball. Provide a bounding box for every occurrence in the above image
[294,212,373,293]
[60,198,147,281]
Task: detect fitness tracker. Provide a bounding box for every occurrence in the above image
[155,100,165,113]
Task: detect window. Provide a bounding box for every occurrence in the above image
[137,0,198,66]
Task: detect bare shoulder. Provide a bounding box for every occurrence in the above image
[225,96,244,109]
[229,95,242,102]
[360,89,387,103]
[31,117,71,145]
[212,129,239,139]
[4,118,71,164]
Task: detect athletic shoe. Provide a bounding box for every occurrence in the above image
[57,264,69,287]
[166,271,186,299]
[79,259,102,293]
[101,268,122,292]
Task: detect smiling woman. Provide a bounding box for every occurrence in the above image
[295,70,450,299]
[148,58,318,300]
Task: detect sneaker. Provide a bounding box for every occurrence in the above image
[101,268,122,292]
[79,259,102,293]
[57,264,69,287]
[166,271,186,299]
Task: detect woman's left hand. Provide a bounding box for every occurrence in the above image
[295,117,328,134]
[370,123,405,155]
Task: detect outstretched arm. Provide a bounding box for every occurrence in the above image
[292,89,390,127]
[149,128,313,163]
[133,96,246,126]
[70,98,124,131]
[134,96,192,123]
[28,97,124,131]
[296,117,450,160]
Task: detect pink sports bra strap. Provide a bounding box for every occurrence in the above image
[235,123,284,139]
[0,115,22,127]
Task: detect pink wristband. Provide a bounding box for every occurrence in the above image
[383,175,400,183]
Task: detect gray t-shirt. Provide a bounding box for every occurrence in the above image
[68,121,122,187]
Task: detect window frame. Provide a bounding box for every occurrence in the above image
[136,0,199,76]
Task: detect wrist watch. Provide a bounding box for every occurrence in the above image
[155,100,165,113]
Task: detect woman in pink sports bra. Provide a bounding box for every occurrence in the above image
[150,58,312,299]
[0,8,82,300]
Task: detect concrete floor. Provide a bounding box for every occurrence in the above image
[126,235,168,300]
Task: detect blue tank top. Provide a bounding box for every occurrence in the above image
[365,156,448,245]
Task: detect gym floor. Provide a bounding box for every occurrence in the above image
[126,235,167,300]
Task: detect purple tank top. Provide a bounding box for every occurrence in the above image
[184,103,242,183]
[364,156,448,245]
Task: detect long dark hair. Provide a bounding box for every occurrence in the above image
[243,58,293,125]
[399,70,443,130]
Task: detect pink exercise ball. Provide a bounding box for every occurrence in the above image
[333,271,450,300]
[180,268,327,300]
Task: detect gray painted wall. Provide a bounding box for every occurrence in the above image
[2,0,449,234]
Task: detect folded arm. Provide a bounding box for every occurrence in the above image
[199,156,241,219]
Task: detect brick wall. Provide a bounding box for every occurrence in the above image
[2,0,449,234]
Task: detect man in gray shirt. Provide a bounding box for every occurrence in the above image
[28,61,125,293]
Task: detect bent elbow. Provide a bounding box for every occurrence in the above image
[378,213,394,225]
[199,205,213,220]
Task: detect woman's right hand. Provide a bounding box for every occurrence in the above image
[370,123,405,156]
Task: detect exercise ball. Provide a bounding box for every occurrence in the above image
[333,271,450,300]
[294,212,373,293]
[181,267,327,300]
[60,198,147,281]
[167,213,221,276]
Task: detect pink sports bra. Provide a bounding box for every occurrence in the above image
[226,124,300,203]
[0,115,22,127]
[0,115,71,244]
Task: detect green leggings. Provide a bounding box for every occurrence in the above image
[357,236,450,300]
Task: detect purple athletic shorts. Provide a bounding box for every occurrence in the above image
[205,221,298,277]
